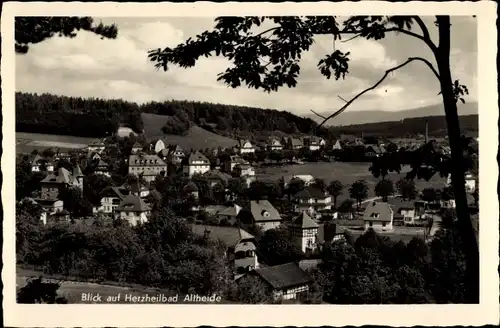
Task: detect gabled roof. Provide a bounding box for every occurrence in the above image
[255,263,313,290]
[168,144,184,153]
[191,224,254,248]
[218,204,242,217]
[316,223,343,244]
[249,200,282,222]
[294,186,328,200]
[132,142,143,149]
[183,181,199,193]
[96,159,109,169]
[41,167,73,184]
[290,138,304,147]
[101,186,128,200]
[289,212,318,229]
[363,201,393,222]
[121,180,148,194]
[116,194,151,212]
[186,151,209,165]
[238,139,253,148]
[203,170,232,183]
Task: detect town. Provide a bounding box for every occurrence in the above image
[16,119,479,304]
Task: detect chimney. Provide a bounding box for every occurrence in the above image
[425,120,429,144]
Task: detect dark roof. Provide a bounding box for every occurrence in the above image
[191,224,254,248]
[183,181,199,193]
[116,195,151,212]
[255,263,313,290]
[294,186,328,200]
[316,222,343,244]
[289,212,318,229]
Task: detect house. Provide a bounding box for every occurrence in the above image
[293,186,332,218]
[31,155,55,172]
[363,201,394,232]
[237,200,283,231]
[328,140,343,151]
[183,181,199,199]
[191,225,259,274]
[303,137,321,151]
[121,179,150,198]
[183,151,211,177]
[282,137,304,150]
[151,139,166,153]
[387,198,418,225]
[40,166,83,200]
[131,142,144,154]
[115,194,151,226]
[267,138,283,151]
[287,212,319,253]
[116,125,138,138]
[237,139,255,154]
[281,175,315,188]
[203,170,232,188]
[128,154,167,182]
[232,162,255,178]
[93,186,128,215]
[446,172,476,193]
[223,155,247,173]
[87,151,102,162]
[30,198,64,224]
[93,159,111,177]
[252,262,313,301]
[365,144,382,158]
[216,204,243,225]
[316,222,346,248]
[165,145,186,164]
[87,139,106,153]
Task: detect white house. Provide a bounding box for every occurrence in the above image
[288,212,319,253]
[293,187,332,218]
[31,155,55,173]
[87,139,106,153]
[237,139,255,154]
[183,151,211,177]
[281,175,316,188]
[303,137,321,151]
[93,187,127,215]
[267,138,283,151]
[115,194,151,226]
[446,172,476,193]
[363,201,394,232]
[131,142,143,154]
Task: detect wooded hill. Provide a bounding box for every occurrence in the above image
[327,115,478,138]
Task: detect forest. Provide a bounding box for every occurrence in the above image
[328,115,478,138]
[15,92,321,139]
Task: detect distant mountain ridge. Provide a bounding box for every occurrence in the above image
[305,102,478,126]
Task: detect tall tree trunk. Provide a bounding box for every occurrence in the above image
[435,15,479,303]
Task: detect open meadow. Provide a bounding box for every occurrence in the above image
[141,113,238,150]
[16,132,94,154]
[256,161,447,202]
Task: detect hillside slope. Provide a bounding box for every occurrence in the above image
[306,102,478,126]
[327,114,478,138]
[141,113,237,150]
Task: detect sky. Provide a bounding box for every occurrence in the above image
[15,16,478,116]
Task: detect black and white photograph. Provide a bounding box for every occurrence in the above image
[2,1,498,327]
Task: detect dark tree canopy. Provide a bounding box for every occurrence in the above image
[15,17,118,54]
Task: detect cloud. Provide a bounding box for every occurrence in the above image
[15,17,477,115]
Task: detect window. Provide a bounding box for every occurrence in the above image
[382,222,386,227]
[369,221,373,227]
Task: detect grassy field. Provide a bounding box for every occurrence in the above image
[141,113,237,150]
[16,132,95,154]
[256,161,446,202]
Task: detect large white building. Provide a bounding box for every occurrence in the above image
[183,151,211,177]
[128,154,167,182]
